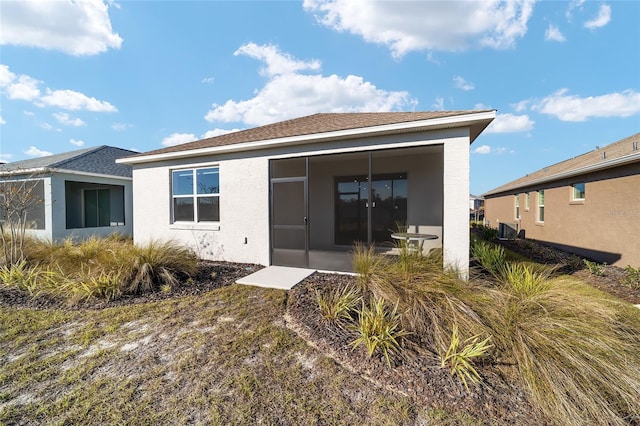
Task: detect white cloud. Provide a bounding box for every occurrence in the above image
[474,103,491,110]
[0,115,5,125]
[545,24,566,42]
[69,138,85,147]
[0,153,12,162]
[486,113,534,133]
[1,65,117,113]
[0,65,41,101]
[39,89,117,112]
[453,75,474,91]
[584,4,611,29]
[201,128,241,139]
[512,100,530,112]
[24,145,52,157]
[533,88,640,121]
[234,43,321,77]
[6,75,41,101]
[23,111,35,117]
[432,97,444,111]
[202,77,215,84]
[303,0,535,57]
[39,122,61,132]
[112,123,132,131]
[566,0,586,21]
[205,43,415,126]
[53,112,86,127]
[473,145,491,154]
[161,133,197,147]
[0,0,122,56]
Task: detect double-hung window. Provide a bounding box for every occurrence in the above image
[571,182,585,201]
[515,194,520,219]
[537,190,545,223]
[525,192,530,210]
[172,167,220,223]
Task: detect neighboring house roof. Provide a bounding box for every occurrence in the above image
[0,146,137,178]
[120,111,495,164]
[484,133,640,197]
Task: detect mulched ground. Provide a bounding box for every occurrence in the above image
[285,273,545,425]
[496,237,640,305]
[0,261,263,311]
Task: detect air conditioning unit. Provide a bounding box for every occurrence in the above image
[498,222,518,240]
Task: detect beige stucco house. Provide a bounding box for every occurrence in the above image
[118,111,495,274]
[483,133,640,267]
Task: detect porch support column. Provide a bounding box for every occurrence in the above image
[443,134,470,278]
[367,151,372,245]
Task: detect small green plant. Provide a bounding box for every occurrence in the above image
[621,265,640,290]
[499,263,552,298]
[471,240,507,277]
[315,285,361,326]
[583,259,606,276]
[351,297,408,366]
[475,224,498,241]
[440,325,493,392]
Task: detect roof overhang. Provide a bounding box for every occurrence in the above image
[118,110,496,165]
[0,167,132,181]
[483,151,640,197]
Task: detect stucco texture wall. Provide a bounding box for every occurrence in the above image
[484,168,640,267]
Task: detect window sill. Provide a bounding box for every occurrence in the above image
[569,200,585,205]
[170,222,221,231]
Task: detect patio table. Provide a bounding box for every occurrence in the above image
[390,232,438,252]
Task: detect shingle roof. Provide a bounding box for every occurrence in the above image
[484,133,640,196]
[0,146,138,178]
[127,111,493,159]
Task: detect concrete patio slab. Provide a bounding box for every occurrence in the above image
[236,266,316,290]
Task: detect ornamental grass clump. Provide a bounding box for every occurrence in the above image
[316,285,362,328]
[440,325,493,392]
[478,274,640,426]
[350,297,409,367]
[471,240,507,277]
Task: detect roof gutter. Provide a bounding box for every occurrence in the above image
[483,151,640,197]
[118,111,496,165]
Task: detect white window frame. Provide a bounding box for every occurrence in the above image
[537,190,545,223]
[525,192,530,211]
[515,194,520,220]
[571,182,585,201]
[171,166,220,224]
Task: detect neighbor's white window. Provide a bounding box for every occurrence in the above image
[537,190,545,223]
[572,182,585,201]
[515,195,520,219]
[171,167,220,222]
[525,192,530,210]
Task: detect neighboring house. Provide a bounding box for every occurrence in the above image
[119,111,496,274]
[483,133,640,267]
[469,194,484,221]
[0,146,136,241]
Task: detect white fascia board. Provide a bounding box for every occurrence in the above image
[484,152,640,197]
[119,111,496,165]
[0,167,131,181]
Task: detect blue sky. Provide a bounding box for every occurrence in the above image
[1,0,638,194]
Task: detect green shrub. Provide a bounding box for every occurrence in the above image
[471,240,507,277]
[621,265,640,290]
[498,262,553,298]
[583,259,606,276]
[475,224,498,241]
[316,285,361,327]
[351,297,408,366]
[440,325,492,392]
